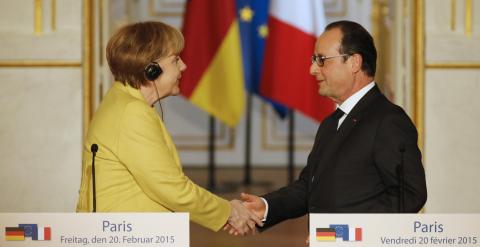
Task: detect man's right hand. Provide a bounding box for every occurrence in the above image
[223,193,267,236]
[227,199,263,236]
[240,193,266,220]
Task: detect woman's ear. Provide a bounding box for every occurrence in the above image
[144,62,163,81]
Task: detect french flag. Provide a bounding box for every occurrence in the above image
[37,227,51,241]
[260,0,334,122]
[348,227,362,241]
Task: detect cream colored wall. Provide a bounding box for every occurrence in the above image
[390,0,415,114]
[425,70,480,212]
[0,68,82,211]
[423,0,480,212]
[0,0,83,212]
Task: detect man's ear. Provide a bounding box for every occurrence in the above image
[350,53,363,73]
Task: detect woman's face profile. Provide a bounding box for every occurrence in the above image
[155,53,187,97]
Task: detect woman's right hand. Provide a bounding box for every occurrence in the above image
[227,199,263,236]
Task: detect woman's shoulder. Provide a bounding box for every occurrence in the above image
[99,83,150,112]
[90,84,154,130]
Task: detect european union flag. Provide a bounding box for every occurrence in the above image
[329,224,349,241]
[236,0,287,117]
[19,224,38,240]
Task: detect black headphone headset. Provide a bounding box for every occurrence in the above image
[144,62,162,81]
[144,61,165,119]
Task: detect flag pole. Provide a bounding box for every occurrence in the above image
[288,109,295,184]
[243,92,253,185]
[241,93,272,189]
[208,115,236,193]
[207,115,216,190]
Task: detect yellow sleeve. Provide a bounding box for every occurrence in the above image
[117,101,230,231]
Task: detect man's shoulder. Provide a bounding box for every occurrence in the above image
[360,93,414,128]
[367,95,418,132]
[369,93,407,115]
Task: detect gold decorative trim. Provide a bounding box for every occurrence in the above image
[51,0,56,31]
[177,126,236,150]
[414,1,426,214]
[260,104,313,151]
[151,0,184,7]
[465,0,472,37]
[83,0,94,138]
[173,123,228,141]
[271,121,315,140]
[149,0,184,17]
[413,0,425,153]
[268,107,316,141]
[0,61,81,67]
[324,0,348,17]
[99,79,104,102]
[371,0,384,89]
[177,143,234,151]
[426,63,480,69]
[451,0,456,31]
[261,105,270,150]
[262,143,312,151]
[34,0,43,35]
[401,0,409,109]
[371,0,381,48]
[99,0,104,66]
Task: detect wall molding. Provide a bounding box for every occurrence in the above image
[83,0,94,139]
[413,0,425,153]
[426,63,480,69]
[0,61,81,67]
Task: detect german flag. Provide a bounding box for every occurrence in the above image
[316,228,336,241]
[5,227,25,241]
[181,0,246,127]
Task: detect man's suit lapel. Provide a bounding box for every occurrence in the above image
[309,116,336,162]
[311,85,382,181]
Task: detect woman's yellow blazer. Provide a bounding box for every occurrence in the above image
[76,82,230,231]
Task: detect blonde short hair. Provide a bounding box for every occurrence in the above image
[106,21,184,88]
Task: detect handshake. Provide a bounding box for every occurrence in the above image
[224,193,265,236]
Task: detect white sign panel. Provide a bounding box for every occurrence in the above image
[310,214,480,247]
[0,213,189,247]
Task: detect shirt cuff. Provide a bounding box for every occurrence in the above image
[260,197,269,222]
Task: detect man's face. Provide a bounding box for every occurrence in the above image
[309,28,355,104]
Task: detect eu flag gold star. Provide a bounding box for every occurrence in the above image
[258,24,268,38]
[240,6,254,22]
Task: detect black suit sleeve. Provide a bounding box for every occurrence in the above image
[261,163,310,229]
[259,117,330,229]
[374,108,427,212]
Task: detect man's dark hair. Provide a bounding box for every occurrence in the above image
[325,20,377,77]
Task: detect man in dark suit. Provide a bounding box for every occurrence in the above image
[230,20,427,233]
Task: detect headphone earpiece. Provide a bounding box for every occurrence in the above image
[144,62,162,81]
